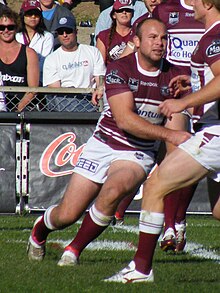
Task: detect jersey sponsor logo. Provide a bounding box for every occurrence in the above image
[109,43,126,61]
[169,12,179,25]
[128,78,139,92]
[106,70,125,84]
[76,158,99,173]
[185,12,194,17]
[160,86,170,96]
[1,73,25,83]
[206,40,220,57]
[140,81,157,87]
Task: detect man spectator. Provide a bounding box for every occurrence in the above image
[40,0,76,49]
[43,16,106,112]
[27,18,190,268]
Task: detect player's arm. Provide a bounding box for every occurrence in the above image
[108,91,191,146]
[159,60,220,118]
[17,47,39,112]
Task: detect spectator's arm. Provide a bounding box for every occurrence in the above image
[17,47,39,112]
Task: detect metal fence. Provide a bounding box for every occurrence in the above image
[0,86,103,113]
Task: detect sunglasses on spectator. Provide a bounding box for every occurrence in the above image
[24,10,42,17]
[0,24,16,31]
[56,27,75,35]
[115,8,133,13]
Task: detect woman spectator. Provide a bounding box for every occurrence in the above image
[16,0,54,84]
[96,0,134,65]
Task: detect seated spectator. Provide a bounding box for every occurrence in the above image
[43,16,106,112]
[16,0,54,84]
[0,6,39,112]
[94,0,147,43]
[96,0,135,65]
[39,0,76,49]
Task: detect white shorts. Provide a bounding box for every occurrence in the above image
[74,136,156,184]
[179,125,220,181]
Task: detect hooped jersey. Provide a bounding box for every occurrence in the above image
[94,52,180,151]
[190,21,220,125]
[153,0,205,73]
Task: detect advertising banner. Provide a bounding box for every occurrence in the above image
[28,123,211,214]
[0,124,17,213]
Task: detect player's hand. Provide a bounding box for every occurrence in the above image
[168,130,192,146]
[169,74,191,97]
[159,99,187,119]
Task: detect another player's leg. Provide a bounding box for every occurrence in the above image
[58,160,146,266]
[105,148,208,283]
[27,173,101,261]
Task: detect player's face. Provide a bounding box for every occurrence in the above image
[191,0,206,22]
[57,27,77,50]
[0,16,16,43]
[144,0,162,13]
[135,21,167,64]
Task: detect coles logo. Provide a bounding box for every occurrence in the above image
[39,132,85,177]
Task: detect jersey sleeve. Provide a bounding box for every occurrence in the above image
[105,61,131,99]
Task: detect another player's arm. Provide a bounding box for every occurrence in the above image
[160,60,220,118]
[17,47,39,112]
[108,91,191,146]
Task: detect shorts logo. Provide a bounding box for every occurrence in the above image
[169,12,179,25]
[106,70,125,84]
[76,158,99,173]
[206,40,220,57]
[135,152,144,160]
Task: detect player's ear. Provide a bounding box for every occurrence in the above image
[133,35,140,48]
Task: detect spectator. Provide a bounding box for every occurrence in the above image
[16,0,54,84]
[106,0,220,283]
[39,0,76,49]
[27,18,190,268]
[96,0,135,65]
[0,6,39,112]
[94,0,147,43]
[43,16,106,112]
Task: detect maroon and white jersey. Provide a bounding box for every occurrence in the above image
[153,0,205,74]
[191,21,220,125]
[97,28,135,64]
[93,53,180,151]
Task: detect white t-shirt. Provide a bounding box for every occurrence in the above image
[43,44,106,88]
[16,31,54,82]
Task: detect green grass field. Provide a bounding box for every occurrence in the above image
[0,214,219,292]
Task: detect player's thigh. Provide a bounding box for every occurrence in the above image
[95,160,146,211]
[144,148,208,200]
[58,173,101,219]
[207,178,220,219]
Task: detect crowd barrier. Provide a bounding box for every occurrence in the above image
[0,87,211,214]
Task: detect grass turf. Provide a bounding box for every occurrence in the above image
[0,214,219,292]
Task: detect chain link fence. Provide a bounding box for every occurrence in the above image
[0,86,103,113]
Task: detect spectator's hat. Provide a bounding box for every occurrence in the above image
[20,0,42,13]
[55,16,77,31]
[110,0,134,19]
